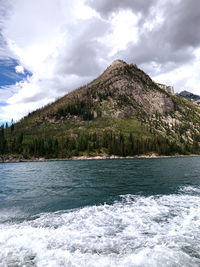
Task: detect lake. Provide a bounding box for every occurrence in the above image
[0,157,200,266]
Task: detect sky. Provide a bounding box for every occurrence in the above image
[0,0,200,123]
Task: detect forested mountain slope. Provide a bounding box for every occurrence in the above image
[1,60,200,159]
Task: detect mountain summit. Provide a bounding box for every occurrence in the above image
[1,60,200,159]
[39,59,175,121]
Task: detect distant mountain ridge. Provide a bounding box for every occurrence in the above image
[177,90,200,105]
[1,59,200,159]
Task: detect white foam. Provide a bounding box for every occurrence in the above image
[0,208,27,223]
[0,193,200,266]
[180,185,200,194]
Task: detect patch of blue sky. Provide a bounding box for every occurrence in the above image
[0,102,11,124]
[0,58,32,87]
[0,103,10,124]
[0,121,11,127]
[0,102,8,107]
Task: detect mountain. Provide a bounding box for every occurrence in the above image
[177,90,200,105]
[1,59,200,160]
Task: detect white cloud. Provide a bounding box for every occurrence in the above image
[15,65,24,74]
[0,0,141,122]
[102,10,139,57]
[0,0,101,121]
[0,0,200,122]
[152,48,200,94]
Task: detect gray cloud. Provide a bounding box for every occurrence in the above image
[86,0,156,17]
[57,40,105,76]
[165,0,200,50]
[19,91,46,104]
[55,17,110,77]
[0,1,18,60]
[117,29,195,75]
[1,0,200,121]
[55,0,200,94]
[112,0,200,76]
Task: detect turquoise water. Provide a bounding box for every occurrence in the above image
[0,157,200,266]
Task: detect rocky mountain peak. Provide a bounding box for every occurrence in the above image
[81,59,175,117]
[103,59,127,75]
[29,59,176,122]
[101,59,137,80]
[108,59,137,72]
[110,59,127,67]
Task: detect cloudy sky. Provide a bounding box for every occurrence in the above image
[0,0,200,123]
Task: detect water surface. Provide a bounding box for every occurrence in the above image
[0,157,200,266]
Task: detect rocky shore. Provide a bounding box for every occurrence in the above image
[0,154,199,163]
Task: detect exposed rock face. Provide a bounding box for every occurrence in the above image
[110,59,127,67]
[156,83,174,95]
[42,59,175,120]
[81,59,175,117]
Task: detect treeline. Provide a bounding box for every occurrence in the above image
[0,126,199,158]
[19,96,101,123]
[54,99,100,121]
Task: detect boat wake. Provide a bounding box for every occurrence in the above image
[0,187,200,266]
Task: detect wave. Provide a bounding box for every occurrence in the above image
[179,185,200,195]
[0,191,200,266]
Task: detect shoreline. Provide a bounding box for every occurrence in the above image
[0,154,199,163]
